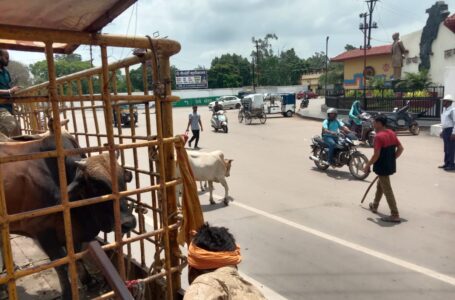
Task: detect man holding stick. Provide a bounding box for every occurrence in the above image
[364,115,404,223]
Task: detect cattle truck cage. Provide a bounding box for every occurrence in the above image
[0,2,186,299]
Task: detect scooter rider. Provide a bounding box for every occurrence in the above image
[212,101,223,127]
[322,108,351,165]
[349,100,363,137]
[213,101,222,114]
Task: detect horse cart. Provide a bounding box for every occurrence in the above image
[0,1,203,299]
[238,94,267,125]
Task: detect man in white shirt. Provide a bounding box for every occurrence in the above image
[440,95,455,171]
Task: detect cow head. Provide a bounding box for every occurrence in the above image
[224,159,233,177]
[67,153,136,238]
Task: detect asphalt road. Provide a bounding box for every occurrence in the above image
[11,105,455,299]
[167,106,454,300]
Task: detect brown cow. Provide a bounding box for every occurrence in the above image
[0,133,136,299]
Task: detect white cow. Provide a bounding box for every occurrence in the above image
[178,150,233,205]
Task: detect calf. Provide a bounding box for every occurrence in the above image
[181,150,233,205]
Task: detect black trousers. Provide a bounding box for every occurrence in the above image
[442,127,455,168]
[188,129,200,147]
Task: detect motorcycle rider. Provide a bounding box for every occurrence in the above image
[322,108,351,165]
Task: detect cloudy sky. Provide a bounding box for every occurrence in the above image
[9,0,452,69]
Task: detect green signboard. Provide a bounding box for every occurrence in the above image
[173,96,219,107]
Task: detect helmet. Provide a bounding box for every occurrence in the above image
[327,108,338,115]
[442,94,454,102]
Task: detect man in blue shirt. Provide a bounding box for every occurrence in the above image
[0,50,20,111]
[322,108,351,165]
[0,49,21,136]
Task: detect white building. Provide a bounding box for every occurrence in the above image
[401,12,455,86]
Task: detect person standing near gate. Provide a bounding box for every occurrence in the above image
[186,105,203,149]
[439,95,455,171]
[364,114,404,223]
[0,49,21,137]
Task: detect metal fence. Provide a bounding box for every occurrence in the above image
[325,86,445,118]
[0,26,184,300]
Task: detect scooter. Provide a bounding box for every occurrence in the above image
[344,112,376,147]
[211,111,228,133]
[384,101,424,135]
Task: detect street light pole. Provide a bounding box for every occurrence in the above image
[325,36,329,97]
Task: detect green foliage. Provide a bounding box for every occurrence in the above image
[319,63,343,86]
[397,69,433,90]
[29,54,92,85]
[208,54,252,88]
[344,44,357,51]
[306,52,326,70]
[367,76,386,89]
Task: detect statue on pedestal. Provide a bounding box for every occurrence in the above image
[391,32,407,80]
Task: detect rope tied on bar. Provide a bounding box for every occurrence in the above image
[174,134,205,245]
[126,279,146,300]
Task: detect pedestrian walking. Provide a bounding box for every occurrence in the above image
[186,105,203,149]
[364,114,404,223]
[439,94,455,171]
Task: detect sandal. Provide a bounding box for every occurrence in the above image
[381,216,401,223]
[368,203,378,213]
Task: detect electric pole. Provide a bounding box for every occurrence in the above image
[366,0,378,48]
[255,40,260,87]
[359,0,378,103]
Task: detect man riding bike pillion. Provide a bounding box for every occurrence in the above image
[322,108,352,165]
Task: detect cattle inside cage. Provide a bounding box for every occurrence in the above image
[0,1,205,300]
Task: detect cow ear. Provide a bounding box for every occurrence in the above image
[74,160,87,171]
[124,170,133,183]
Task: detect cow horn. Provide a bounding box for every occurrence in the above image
[75,160,87,170]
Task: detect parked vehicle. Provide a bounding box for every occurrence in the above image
[344,112,376,146]
[114,104,138,127]
[238,94,267,125]
[208,96,242,110]
[309,132,370,180]
[297,90,318,100]
[384,100,424,135]
[211,111,228,133]
[263,93,296,117]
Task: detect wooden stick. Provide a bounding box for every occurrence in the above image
[361,175,379,204]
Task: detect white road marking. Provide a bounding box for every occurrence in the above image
[229,200,455,287]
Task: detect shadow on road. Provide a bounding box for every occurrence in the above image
[359,205,408,227]
[201,202,227,212]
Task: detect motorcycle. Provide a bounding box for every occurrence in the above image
[384,101,424,135]
[344,112,376,147]
[211,111,228,133]
[309,132,370,180]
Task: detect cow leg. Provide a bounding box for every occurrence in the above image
[208,181,215,205]
[36,231,72,300]
[199,181,205,191]
[219,178,230,206]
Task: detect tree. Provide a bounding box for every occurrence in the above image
[344,44,357,51]
[8,60,32,87]
[318,62,344,86]
[305,52,326,71]
[208,54,252,88]
[29,54,92,85]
